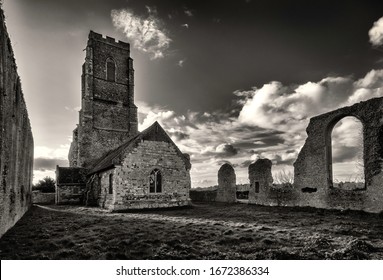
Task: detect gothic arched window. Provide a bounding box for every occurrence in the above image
[109,173,113,194]
[106,58,116,82]
[149,169,162,193]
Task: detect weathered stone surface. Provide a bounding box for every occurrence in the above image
[189,188,217,202]
[248,159,273,204]
[55,167,87,204]
[32,191,55,205]
[69,31,138,168]
[63,32,191,210]
[0,7,34,238]
[92,139,191,211]
[294,97,383,212]
[216,163,236,203]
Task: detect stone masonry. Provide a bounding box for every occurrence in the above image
[87,122,191,211]
[216,163,236,203]
[0,6,34,238]
[69,31,138,169]
[62,31,192,210]
[248,159,273,204]
[293,97,383,212]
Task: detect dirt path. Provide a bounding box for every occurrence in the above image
[1,203,383,259]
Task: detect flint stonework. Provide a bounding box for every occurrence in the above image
[216,163,236,203]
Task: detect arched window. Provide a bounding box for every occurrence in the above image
[106,58,116,82]
[149,169,162,193]
[109,174,113,194]
[329,116,365,190]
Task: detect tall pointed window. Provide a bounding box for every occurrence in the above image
[106,58,116,82]
[109,174,113,194]
[149,169,162,193]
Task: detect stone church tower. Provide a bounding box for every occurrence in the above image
[69,31,138,168]
[60,31,191,209]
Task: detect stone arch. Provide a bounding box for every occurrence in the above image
[149,168,162,193]
[294,98,383,194]
[106,57,116,81]
[325,115,365,189]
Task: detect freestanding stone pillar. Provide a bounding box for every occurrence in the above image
[216,163,236,203]
[248,159,273,204]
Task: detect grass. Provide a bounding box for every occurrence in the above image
[1,202,383,259]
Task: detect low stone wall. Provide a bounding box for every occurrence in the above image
[56,185,86,205]
[190,189,217,202]
[32,191,55,205]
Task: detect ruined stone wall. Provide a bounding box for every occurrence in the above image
[189,188,217,202]
[216,163,236,203]
[0,7,34,238]
[248,159,273,204]
[68,127,78,167]
[56,184,86,205]
[74,31,138,168]
[294,97,383,213]
[32,191,55,205]
[100,141,191,211]
[98,169,114,209]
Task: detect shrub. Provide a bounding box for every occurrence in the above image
[33,176,56,193]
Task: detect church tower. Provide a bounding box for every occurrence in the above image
[69,31,138,168]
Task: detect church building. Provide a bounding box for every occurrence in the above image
[56,31,191,211]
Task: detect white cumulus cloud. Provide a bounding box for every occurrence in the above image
[111,9,171,59]
[237,70,383,133]
[369,17,383,47]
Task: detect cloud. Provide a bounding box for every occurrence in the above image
[34,144,70,160]
[369,17,383,47]
[137,68,383,188]
[178,59,186,67]
[215,143,238,157]
[236,70,383,133]
[168,130,190,141]
[111,8,171,59]
[34,158,68,171]
[184,9,193,17]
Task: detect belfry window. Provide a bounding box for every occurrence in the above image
[106,58,116,81]
[149,169,162,193]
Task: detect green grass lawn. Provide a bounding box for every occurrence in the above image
[1,202,382,259]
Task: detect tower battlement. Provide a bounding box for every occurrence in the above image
[89,30,130,50]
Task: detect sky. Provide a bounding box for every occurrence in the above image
[2,0,383,187]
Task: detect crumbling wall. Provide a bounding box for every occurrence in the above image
[248,159,273,204]
[189,188,217,202]
[0,7,34,238]
[216,163,236,203]
[294,97,383,213]
[32,191,55,205]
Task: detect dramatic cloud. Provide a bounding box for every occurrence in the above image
[33,145,70,183]
[136,68,383,187]
[215,143,238,157]
[34,158,68,171]
[111,9,171,59]
[168,130,190,141]
[237,70,383,133]
[369,17,383,47]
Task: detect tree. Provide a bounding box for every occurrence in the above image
[32,176,56,193]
